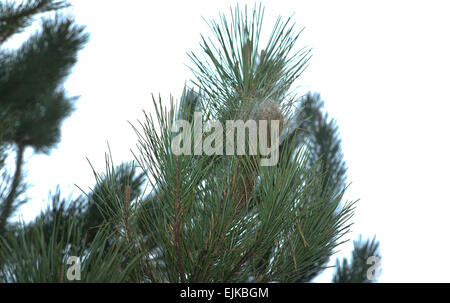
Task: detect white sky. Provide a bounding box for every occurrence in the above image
[5,0,450,282]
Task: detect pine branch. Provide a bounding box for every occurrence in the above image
[188,3,311,121]
[0,0,69,44]
[1,14,88,151]
[0,212,141,282]
[130,93,355,282]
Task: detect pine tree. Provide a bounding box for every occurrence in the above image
[0,3,380,283]
[0,0,89,235]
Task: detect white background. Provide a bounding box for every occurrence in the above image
[5,0,450,282]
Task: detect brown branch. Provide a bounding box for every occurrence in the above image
[296,219,309,247]
[59,263,64,283]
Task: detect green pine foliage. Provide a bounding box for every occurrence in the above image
[0,0,88,235]
[0,2,380,283]
[282,93,350,282]
[332,237,381,283]
[0,14,88,152]
[0,0,68,44]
